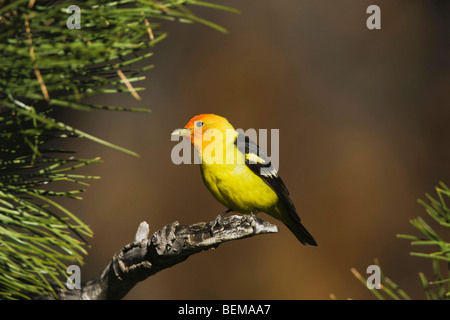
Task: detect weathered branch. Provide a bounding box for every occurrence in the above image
[43,214,279,300]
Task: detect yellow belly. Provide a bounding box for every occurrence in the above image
[200,162,279,215]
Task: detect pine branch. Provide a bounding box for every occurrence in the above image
[0,0,238,299]
[40,215,279,300]
[344,182,450,300]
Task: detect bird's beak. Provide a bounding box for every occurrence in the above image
[171,128,192,137]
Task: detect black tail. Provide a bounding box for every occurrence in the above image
[285,221,317,246]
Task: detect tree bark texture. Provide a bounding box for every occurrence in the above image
[43,214,279,300]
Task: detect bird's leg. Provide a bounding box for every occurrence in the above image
[247,211,257,224]
[211,208,233,234]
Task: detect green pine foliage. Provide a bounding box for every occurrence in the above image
[349,182,450,300]
[0,0,237,299]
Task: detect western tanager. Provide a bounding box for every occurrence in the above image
[171,114,317,246]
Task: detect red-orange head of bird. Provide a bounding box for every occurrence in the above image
[171,114,236,153]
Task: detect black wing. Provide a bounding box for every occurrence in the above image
[234,133,317,246]
[234,133,295,212]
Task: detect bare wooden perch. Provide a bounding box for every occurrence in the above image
[44,215,279,300]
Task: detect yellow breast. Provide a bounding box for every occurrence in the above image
[200,161,279,214]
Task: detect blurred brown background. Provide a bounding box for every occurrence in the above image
[60,0,449,299]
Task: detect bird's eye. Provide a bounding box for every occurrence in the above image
[195,121,204,128]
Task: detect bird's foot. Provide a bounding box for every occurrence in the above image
[246,212,257,226]
[210,209,233,235]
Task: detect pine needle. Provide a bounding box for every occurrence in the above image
[0,0,237,299]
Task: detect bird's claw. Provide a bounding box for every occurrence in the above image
[210,213,224,235]
[210,209,233,235]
